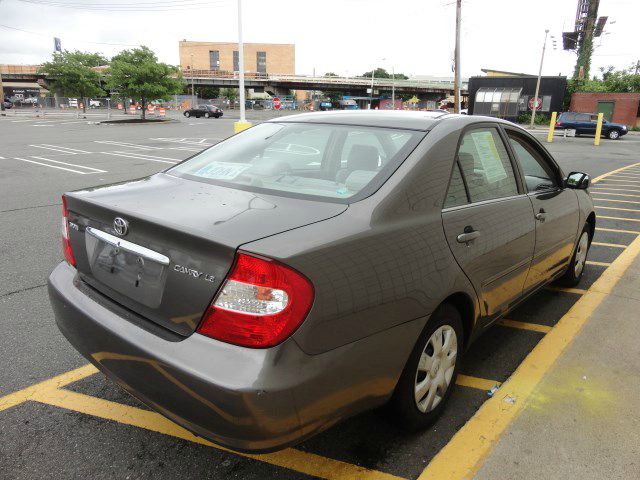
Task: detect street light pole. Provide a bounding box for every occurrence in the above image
[391,65,395,109]
[453,0,461,113]
[369,68,375,110]
[237,0,246,125]
[530,29,549,129]
[190,53,195,107]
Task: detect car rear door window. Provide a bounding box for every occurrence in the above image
[456,127,519,202]
[507,133,558,192]
[444,161,468,208]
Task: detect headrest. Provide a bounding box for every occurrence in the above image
[347,144,380,171]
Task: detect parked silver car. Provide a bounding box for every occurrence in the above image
[49,111,595,452]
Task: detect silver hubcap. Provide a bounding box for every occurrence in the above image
[610,131,619,139]
[414,325,458,413]
[574,232,589,277]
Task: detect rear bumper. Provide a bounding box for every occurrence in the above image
[48,262,423,452]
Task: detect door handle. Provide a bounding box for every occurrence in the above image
[535,208,546,222]
[457,229,481,244]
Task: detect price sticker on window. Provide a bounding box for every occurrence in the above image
[195,162,251,180]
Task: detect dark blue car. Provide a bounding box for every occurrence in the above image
[556,112,628,140]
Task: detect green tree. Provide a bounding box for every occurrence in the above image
[361,68,409,80]
[565,65,640,109]
[199,86,220,99]
[105,46,183,119]
[40,50,107,112]
[221,88,238,106]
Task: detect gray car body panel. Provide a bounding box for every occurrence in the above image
[48,112,594,452]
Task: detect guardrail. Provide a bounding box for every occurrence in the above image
[181,70,468,91]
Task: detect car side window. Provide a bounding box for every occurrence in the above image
[507,133,557,192]
[444,161,468,208]
[577,113,591,122]
[456,127,519,202]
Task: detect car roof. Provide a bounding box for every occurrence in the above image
[269,110,453,131]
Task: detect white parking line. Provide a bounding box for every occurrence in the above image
[111,150,182,162]
[101,151,177,164]
[30,144,91,154]
[167,147,202,152]
[95,140,163,150]
[12,157,101,175]
[31,156,106,173]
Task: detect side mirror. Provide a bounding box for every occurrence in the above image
[566,172,590,189]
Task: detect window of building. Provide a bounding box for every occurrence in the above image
[209,50,219,71]
[456,127,519,202]
[257,51,267,74]
[473,87,522,118]
[233,50,239,72]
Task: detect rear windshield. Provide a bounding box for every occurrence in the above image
[168,122,424,203]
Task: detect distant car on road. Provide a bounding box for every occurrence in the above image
[89,99,102,108]
[556,112,628,140]
[184,104,223,118]
[2,100,12,110]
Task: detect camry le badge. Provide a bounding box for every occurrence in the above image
[113,217,129,236]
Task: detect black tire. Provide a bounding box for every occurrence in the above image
[557,224,591,287]
[608,129,620,140]
[184,111,190,118]
[390,303,463,429]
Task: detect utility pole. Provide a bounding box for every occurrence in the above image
[235,0,250,132]
[573,0,600,80]
[530,29,549,129]
[634,60,640,75]
[190,53,195,107]
[452,0,462,114]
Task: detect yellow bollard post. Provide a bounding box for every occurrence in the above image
[234,121,252,134]
[547,111,557,143]
[594,112,604,146]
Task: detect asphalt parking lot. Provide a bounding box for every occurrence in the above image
[1,112,640,479]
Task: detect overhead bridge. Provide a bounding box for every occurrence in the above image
[182,70,468,96]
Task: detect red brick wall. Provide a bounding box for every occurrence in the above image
[570,92,640,127]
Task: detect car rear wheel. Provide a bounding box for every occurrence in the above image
[205,112,210,118]
[558,226,590,286]
[608,129,620,140]
[391,303,462,428]
[184,111,190,118]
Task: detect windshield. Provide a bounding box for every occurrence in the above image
[168,122,424,202]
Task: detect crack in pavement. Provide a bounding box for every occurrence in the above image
[1,283,47,298]
[0,203,62,214]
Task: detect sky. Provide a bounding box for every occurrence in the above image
[0,0,638,79]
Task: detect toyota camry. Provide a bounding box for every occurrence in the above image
[48,111,595,452]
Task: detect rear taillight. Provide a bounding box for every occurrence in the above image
[61,195,76,267]
[198,253,314,348]
[556,121,562,127]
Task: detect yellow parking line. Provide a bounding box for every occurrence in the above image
[592,241,627,248]
[601,179,640,184]
[546,285,588,295]
[591,162,640,183]
[496,319,552,334]
[30,388,404,480]
[595,205,640,213]
[456,375,500,391]
[597,184,640,188]
[418,234,640,480]
[0,364,97,412]
[592,197,640,205]
[596,227,640,235]
[586,260,611,267]
[598,215,640,223]
[592,187,640,193]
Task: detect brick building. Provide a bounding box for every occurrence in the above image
[570,92,640,128]
[178,41,295,75]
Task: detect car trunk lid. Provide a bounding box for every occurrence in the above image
[64,173,346,336]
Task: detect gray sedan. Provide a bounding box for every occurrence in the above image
[48,111,595,452]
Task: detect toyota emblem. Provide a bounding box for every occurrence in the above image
[113,217,129,236]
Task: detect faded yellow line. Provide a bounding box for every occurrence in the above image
[601,179,640,184]
[0,364,98,412]
[456,375,499,391]
[595,205,640,213]
[592,241,627,248]
[599,215,640,223]
[418,234,640,480]
[596,183,640,189]
[592,187,640,193]
[596,227,640,235]
[546,285,588,295]
[591,162,640,184]
[30,388,403,480]
[496,319,552,334]
[586,260,611,267]
[592,197,640,205]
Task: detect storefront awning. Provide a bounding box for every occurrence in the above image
[2,81,49,93]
